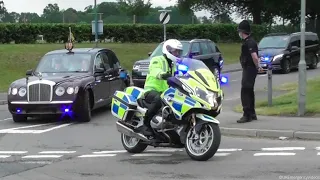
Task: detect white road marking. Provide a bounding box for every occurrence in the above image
[22,155,63,159]
[0,151,27,154]
[146,149,184,152]
[38,151,76,154]
[254,152,296,156]
[20,161,52,165]
[0,118,12,122]
[218,148,242,152]
[34,123,73,134]
[93,150,127,154]
[0,155,11,158]
[215,153,230,156]
[0,123,72,134]
[261,147,305,151]
[131,153,172,157]
[78,154,117,158]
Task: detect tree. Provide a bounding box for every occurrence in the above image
[42,3,61,23]
[118,0,152,23]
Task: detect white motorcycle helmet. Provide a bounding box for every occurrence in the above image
[162,39,183,62]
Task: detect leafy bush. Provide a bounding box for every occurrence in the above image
[0,23,269,44]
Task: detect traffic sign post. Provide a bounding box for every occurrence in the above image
[267,62,272,106]
[158,10,171,41]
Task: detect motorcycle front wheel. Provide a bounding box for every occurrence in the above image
[185,123,221,161]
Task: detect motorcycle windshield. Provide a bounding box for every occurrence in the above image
[177,58,220,92]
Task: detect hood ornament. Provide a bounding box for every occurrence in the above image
[38,72,42,80]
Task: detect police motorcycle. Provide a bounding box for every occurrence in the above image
[111,57,223,161]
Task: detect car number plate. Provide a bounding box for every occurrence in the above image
[141,72,147,76]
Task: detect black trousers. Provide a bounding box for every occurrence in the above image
[241,67,257,117]
[143,90,162,127]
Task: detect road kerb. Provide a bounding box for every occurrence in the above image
[221,127,320,140]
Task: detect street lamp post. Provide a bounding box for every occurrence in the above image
[94,0,98,47]
[298,0,306,116]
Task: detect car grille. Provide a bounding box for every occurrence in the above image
[28,83,52,102]
[139,63,149,71]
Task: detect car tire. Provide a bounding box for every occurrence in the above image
[281,59,291,74]
[12,115,27,123]
[309,54,318,69]
[78,90,91,122]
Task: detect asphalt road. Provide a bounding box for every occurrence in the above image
[0,67,319,179]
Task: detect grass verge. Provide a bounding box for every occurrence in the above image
[0,43,240,92]
[234,77,320,117]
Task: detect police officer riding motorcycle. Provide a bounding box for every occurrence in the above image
[138,39,183,136]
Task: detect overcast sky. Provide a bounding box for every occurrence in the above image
[3,0,244,23]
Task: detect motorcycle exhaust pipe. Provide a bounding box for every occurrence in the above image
[116,121,149,142]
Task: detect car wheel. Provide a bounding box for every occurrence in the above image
[78,90,91,122]
[309,54,318,69]
[12,115,27,123]
[281,59,291,74]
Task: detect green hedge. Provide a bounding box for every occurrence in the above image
[0,23,269,44]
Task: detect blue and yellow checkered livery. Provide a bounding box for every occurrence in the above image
[161,87,202,120]
[111,86,146,120]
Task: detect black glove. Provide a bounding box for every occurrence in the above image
[160,72,172,80]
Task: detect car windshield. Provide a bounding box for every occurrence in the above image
[150,42,190,58]
[258,35,289,49]
[35,53,92,73]
[178,58,210,72]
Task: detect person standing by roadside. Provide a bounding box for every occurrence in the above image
[237,20,263,123]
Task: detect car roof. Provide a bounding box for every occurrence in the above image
[159,39,213,44]
[264,32,318,37]
[45,48,107,55]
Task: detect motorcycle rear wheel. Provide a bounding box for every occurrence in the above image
[185,123,221,161]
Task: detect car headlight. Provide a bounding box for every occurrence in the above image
[11,88,18,95]
[67,87,74,94]
[74,86,79,94]
[18,87,27,97]
[273,54,283,61]
[55,87,65,96]
[133,65,140,70]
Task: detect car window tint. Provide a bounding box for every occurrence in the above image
[200,42,209,54]
[95,54,105,69]
[191,43,200,53]
[208,42,216,53]
[106,50,120,69]
[290,37,300,47]
[100,52,111,69]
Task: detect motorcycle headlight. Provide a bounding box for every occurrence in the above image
[55,87,65,96]
[195,87,217,107]
[18,87,27,97]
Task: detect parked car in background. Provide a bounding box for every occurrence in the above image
[258,32,319,74]
[131,39,224,87]
[7,44,130,123]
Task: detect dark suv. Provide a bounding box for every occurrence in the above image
[258,32,319,73]
[131,39,224,87]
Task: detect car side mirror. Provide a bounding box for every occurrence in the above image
[291,46,298,50]
[94,67,105,76]
[148,52,152,56]
[26,69,33,76]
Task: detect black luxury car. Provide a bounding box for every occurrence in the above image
[131,39,225,87]
[258,32,319,73]
[7,45,130,123]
